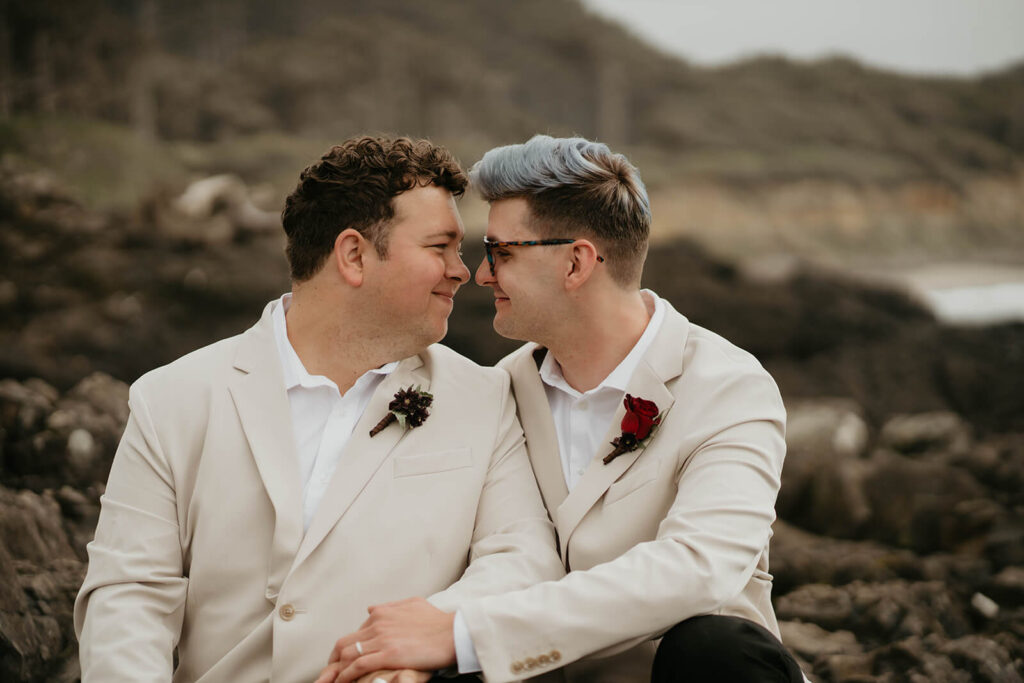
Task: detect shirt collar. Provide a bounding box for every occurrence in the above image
[271,293,398,392]
[540,289,666,398]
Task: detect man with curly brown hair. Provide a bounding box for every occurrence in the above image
[74,136,563,683]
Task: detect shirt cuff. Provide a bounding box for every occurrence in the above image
[453,610,482,673]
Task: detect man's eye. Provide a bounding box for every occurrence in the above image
[496,250,510,259]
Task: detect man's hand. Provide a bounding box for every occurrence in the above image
[314,598,457,683]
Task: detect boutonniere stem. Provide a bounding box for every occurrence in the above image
[604,394,662,464]
[369,386,433,437]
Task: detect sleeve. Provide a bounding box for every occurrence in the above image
[459,372,787,683]
[73,382,188,683]
[426,373,565,612]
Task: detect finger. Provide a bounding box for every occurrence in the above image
[355,672,394,683]
[314,663,341,683]
[335,639,379,669]
[332,653,390,683]
[330,630,373,665]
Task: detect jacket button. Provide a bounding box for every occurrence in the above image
[279,604,296,620]
[550,650,561,662]
[525,657,538,669]
[538,654,551,664]
[511,661,524,673]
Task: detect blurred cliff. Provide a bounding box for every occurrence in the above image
[1,1,1023,681]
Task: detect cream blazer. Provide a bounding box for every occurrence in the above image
[74,302,564,683]
[461,301,787,683]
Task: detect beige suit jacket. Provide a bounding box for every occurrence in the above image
[461,301,787,683]
[74,302,564,683]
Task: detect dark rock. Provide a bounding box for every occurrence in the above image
[862,450,992,553]
[771,521,922,594]
[0,485,84,682]
[780,620,862,661]
[939,635,1020,682]
[879,411,972,459]
[0,378,58,438]
[989,567,1024,607]
[775,580,972,644]
[777,400,870,529]
[3,373,128,490]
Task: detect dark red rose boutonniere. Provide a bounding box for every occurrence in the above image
[369,386,433,437]
[604,394,662,464]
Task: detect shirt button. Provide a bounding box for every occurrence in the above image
[279,604,296,620]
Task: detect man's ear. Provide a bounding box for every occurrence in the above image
[564,239,601,291]
[333,228,369,287]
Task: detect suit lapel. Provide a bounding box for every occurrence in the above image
[507,345,569,514]
[227,303,304,602]
[292,354,429,568]
[554,361,676,560]
[554,302,691,561]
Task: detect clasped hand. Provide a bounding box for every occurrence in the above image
[314,597,457,683]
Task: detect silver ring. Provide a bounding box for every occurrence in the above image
[355,640,364,656]
[372,679,387,683]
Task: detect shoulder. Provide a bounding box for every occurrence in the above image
[130,333,242,402]
[673,317,783,413]
[422,343,511,394]
[495,342,543,373]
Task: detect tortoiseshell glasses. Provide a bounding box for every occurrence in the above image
[482,238,605,275]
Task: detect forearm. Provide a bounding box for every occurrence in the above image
[462,414,785,681]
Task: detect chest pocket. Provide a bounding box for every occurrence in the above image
[393,448,472,478]
[604,458,660,505]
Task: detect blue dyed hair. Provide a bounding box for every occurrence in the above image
[470,135,651,285]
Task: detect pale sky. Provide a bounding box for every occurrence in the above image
[581,0,1024,76]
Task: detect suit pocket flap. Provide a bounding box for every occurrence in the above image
[604,460,660,505]
[393,448,472,478]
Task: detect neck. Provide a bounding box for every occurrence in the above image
[546,288,652,393]
[284,285,408,394]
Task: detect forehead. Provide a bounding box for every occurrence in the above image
[391,184,464,238]
[486,198,538,241]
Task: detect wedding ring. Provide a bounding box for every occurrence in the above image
[355,641,364,656]
[372,679,387,683]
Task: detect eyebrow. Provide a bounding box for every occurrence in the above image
[425,230,462,241]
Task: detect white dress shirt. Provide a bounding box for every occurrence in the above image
[271,294,397,531]
[540,291,666,492]
[454,290,666,672]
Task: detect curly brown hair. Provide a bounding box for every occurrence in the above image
[281,136,468,282]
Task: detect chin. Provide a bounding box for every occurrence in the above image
[492,316,526,342]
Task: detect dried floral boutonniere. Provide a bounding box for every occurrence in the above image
[604,394,662,464]
[369,386,433,437]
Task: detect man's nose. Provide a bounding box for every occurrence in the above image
[448,253,471,285]
[474,258,494,286]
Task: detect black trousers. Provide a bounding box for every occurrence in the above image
[652,615,803,682]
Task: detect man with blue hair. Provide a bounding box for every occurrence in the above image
[320,136,804,683]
